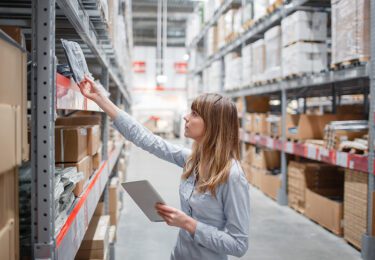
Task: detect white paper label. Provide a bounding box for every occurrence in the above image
[307,145,316,160]
[285,142,293,153]
[336,152,348,168]
[267,138,273,149]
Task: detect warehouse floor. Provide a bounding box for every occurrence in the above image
[115,139,361,260]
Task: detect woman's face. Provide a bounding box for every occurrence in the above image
[183,110,205,142]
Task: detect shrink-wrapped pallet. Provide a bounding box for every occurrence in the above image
[331,0,370,65]
[282,42,327,77]
[281,11,327,47]
[252,39,266,83]
[242,44,252,86]
[264,26,282,80]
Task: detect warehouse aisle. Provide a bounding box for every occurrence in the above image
[115,140,361,260]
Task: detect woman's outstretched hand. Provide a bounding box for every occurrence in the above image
[78,75,103,103]
[155,203,197,235]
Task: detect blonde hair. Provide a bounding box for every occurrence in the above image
[182,93,240,196]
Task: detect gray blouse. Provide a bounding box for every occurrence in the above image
[114,111,250,260]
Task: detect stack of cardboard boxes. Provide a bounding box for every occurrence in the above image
[0,28,29,260]
[55,116,102,197]
[242,145,281,200]
[287,161,344,235]
[281,11,328,77]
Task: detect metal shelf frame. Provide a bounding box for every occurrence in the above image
[187,0,375,257]
[26,0,132,259]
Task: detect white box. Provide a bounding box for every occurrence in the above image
[242,3,253,23]
[265,26,282,80]
[254,0,269,21]
[242,44,253,86]
[252,39,266,82]
[281,11,327,47]
[282,42,327,77]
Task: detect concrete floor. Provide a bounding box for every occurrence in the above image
[115,140,361,260]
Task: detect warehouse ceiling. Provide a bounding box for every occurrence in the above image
[132,0,197,47]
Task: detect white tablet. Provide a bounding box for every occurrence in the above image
[121,180,166,222]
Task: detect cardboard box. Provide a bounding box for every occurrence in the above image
[252,147,280,170]
[252,113,267,135]
[260,173,281,200]
[0,219,16,260]
[55,126,88,163]
[57,156,92,197]
[266,115,281,137]
[94,202,105,216]
[344,169,368,249]
[251,167,266,189]
[56,116,101,155]
[288,161,343,212]
[305,188,343,236]
[0,34,28,162]
[109,178,119,225]
[0,26,25,47]
[0,168,18,260]
[76,215,110,260]
[93,147,102,171]
[0,105,21,173]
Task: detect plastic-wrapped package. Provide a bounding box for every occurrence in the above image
[217,16,227,48]
[242,2,253,23]
[331,0,370,65]
[54,182,65,201]
[282,42,327,77]
[242,44,252,86]
[265,26,282,80]
[281,11,327,47]
[224,52,242,90]
[254,0,269,21]
[61,39,91,84]
[208,60,222,93]
[252,39,266,82]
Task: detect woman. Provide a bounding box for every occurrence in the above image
[79,76,250,259]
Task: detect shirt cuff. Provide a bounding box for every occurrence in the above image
[193,221,211,245]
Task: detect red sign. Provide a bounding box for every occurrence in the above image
[174,62,187,74]
[133,61,146,73]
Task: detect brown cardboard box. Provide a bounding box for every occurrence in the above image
[109,178,119,225]
[0,35,28,161]
[56,116,101,155]
[251,167,266,189]
[344,169,368,249]
[245,96,270,113]
[55,126,88,163]
[94,202,105,216]
[0,168,19,260]
[93,146,103,171]
[0,219,16,260]
[252,147,280,170]
[57,156,92,197]
[0,105,21,173]
[260,173,281,200]
[288,161,343,213]
[76,215,110,260]
[252,113,267,134]
[305,188,343,236]
[0,26,25,47]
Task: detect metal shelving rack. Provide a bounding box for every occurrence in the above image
[0,0,132,259]
[188,0,375,258]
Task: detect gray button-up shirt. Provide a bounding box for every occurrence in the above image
[114,111,250,260]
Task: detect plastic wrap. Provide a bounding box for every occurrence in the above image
[252,39,266,82]
[242,3,253,23]
[254,0,269,21]
[282,42,327,77]
[242,44,252,86]
[281,11,327,47]
[208,60,222,93]
[331,0,370,65]
[224,52,242,90]
[264,26,282,80]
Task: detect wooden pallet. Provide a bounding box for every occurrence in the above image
[283,72,308,80]
[330,57,370,70]
[225,32,239,44]
[267,0,284,14]
[242,19,255,31]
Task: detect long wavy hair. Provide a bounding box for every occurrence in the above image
[182,93,240,196]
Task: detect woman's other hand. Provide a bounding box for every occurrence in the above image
[156,203,197,235]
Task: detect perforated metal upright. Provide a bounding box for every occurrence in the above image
[362,0,375,258]
[31,0,56,259]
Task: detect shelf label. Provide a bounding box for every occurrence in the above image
[307,145,317,160]
[285,142,293,153]
[336,152,348,168]
[267,138,273,149]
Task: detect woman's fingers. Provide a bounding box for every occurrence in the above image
[155,204,176,213]
[84,75,96,86]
